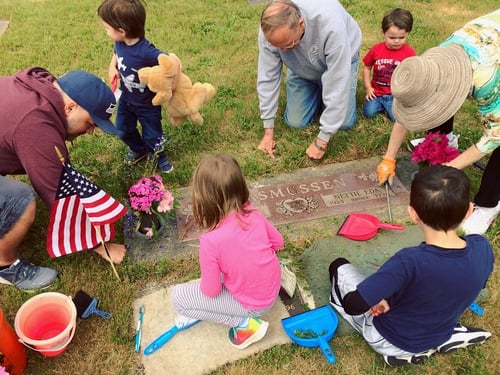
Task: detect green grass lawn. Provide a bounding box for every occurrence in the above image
[0,1,498,374]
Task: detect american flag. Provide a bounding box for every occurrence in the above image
[46,162,128,258]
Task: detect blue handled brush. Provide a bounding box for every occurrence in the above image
[144,320,200,355]
[73,290,112,320]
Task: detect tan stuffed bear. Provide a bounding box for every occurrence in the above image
[138,53,216,126]
[137,54,175,106]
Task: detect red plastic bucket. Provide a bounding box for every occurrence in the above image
[14,292,77,357]
[0,307,27,375]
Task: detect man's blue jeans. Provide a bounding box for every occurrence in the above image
[284,53,359,131]
[0,176,36,237]
[362,95,395,122]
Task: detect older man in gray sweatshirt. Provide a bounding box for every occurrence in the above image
[257,0,361,160]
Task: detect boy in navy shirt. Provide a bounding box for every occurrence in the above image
[98,0,180,173]
[329,165,494,366]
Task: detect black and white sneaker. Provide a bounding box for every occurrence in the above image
[383,349,436,366]
[437,324,491,353]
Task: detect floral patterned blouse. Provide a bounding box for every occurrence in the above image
[441,9,500,154]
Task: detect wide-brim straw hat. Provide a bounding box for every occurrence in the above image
[392,44,472,131]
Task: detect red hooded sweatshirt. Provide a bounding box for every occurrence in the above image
[0,67,70,208]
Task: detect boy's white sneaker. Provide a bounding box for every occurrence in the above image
[409,132,459,149]
[437,324,491,353]
[460,201,500,235]
[447,132,460,148]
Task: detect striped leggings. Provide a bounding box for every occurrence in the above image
[171,282,273,327]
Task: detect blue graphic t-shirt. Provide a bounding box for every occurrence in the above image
[114,38,164,106]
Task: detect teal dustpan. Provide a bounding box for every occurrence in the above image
[282,305,338,364]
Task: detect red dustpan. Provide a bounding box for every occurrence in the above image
[337,212,404,241]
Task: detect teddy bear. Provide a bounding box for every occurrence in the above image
[138,53,216,126]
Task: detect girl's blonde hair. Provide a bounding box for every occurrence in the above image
[191,154,250,231]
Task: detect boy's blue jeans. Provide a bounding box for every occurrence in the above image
[362,95,396,122]
[116,99,163,154]
[284,53,359,131]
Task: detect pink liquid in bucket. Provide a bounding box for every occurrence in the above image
[14,292,77,357]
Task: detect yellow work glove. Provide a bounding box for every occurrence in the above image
[376,157,396,185]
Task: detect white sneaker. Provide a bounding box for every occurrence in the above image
[460,202,500,235]
[409,137,425,148]
[437,324,491,353]
[409,132,459,149]
[447,132,460,148]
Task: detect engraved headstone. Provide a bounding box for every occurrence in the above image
[176,168,409,242]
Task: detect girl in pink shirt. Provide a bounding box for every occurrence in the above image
[170,154,283,350]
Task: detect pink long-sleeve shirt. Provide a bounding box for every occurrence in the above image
[199,205,283,310]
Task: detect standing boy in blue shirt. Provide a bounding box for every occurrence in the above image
[98,0,180,173]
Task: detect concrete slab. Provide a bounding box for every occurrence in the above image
[134,284,290,375]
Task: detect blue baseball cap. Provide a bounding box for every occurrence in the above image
[57,70,121,136]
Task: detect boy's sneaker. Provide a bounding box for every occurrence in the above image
[0,258,58,291]
[157,152,174,173]
[447,132,460,148]
[383,349,436,366]
[437,324,491,353]
[228,317,269,350]
[408,132,460,150]
[408,137,425,150]
[460,201,500,235]
[123,150,149,166]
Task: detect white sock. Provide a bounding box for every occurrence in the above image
[238,317,250,328]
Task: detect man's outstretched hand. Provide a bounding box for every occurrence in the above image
[306,138,327,160]
[258,129,276,158]
[376,157,396,185]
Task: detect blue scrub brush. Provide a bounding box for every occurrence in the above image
[73,290,112,320]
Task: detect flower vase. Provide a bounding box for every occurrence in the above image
[136,212,166,239]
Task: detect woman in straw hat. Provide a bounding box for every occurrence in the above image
[376,9,500,235]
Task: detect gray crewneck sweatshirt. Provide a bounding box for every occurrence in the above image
[257,0,362,142]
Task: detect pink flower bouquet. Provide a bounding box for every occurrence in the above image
[411,132,460,167]
[128,174,174,238]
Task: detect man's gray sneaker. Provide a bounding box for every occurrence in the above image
[0,258,58,291]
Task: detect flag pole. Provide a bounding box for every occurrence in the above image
[54,146,121,281]
[95,231,121,281]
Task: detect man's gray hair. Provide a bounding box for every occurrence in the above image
[261,0,302,34]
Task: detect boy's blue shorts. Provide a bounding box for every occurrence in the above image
[0,176,36,238]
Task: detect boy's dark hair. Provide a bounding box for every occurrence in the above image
[98,0,146,39]
[382,8,413,33]
[410,165,470,231]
